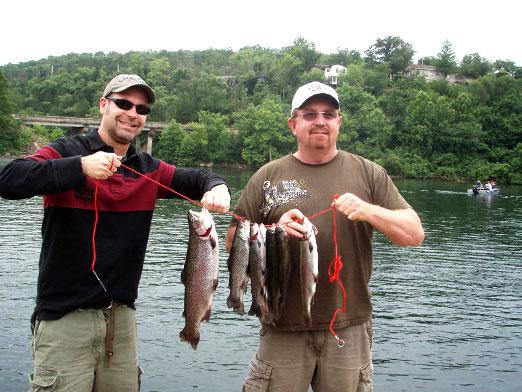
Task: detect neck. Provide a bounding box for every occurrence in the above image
[293,148,338,165]
[97,129,129,156]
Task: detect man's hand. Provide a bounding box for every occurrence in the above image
[278,208,307,239]
[201,184,230,214]
[81,151,122,180]
[332,192,371,222]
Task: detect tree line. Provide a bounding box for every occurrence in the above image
[1,37,521,184]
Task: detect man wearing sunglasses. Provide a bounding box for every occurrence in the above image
[227,81,424,391]
[0,74,230,391]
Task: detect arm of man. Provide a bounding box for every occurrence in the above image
[169,167,230,214]
[333,192,424,247]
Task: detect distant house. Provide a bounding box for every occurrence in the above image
[407,64,473,84]
[324,64,347,85]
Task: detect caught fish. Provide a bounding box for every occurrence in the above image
[265,226,280,325]
[227,220,250,315]
[180,207,219,349]
[300,217,319,327]
[248,223,269,321]
[276,224,291,318]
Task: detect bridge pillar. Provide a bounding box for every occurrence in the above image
[145,134,153,155]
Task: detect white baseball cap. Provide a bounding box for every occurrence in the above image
[291,81,340,114]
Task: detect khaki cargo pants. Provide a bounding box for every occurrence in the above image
[243,322,373,392]
[29,303,141,392]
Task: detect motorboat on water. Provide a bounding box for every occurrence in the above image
[467,187,500,195]
[468,179,500,195]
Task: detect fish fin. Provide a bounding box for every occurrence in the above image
[247,303,256,316]
[226,296,234,309]
[213,278,218,291]
[202,307,212,322]
[227,254,232,272]
[210,234,217,250]
[180,328,199,350]
[308,242,314,253]
[182,310,186,319]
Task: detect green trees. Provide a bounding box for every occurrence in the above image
[435,40,458,79]
[1,38,522,183]
[234,99,293,166]
[365,36,414,80]
[0,70,24,155]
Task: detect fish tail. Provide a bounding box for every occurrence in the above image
[180,327,200,350]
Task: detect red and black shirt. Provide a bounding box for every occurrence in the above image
[0,130,228,320]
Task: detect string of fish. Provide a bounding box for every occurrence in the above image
[89,161,347,348]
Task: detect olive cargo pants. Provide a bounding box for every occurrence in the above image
[243,322,373,392]
[29,303,141,391]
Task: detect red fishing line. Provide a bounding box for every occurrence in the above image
[90,164,347,344]
[327,194,347,347]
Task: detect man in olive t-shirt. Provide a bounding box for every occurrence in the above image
[226,81,424,392]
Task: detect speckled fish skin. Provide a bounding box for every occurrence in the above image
[248,223,269,321]
[300,217,319,327]
[180,207,219,350]
[265,226,280,325]
[276,224,291,318]
[227,220,250,315]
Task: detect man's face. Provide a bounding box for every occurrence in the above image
[98,87,149,146]
[288,96,342,154]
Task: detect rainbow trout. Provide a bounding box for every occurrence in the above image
[247,223,269,321]
[300,217,319,327]
[265,226,279,324]
[276,224,291,318]
[227,220,250,315]
[180,207,219,349]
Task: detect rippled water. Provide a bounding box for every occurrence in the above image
[1,170,521,391]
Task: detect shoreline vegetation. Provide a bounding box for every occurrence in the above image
[1,37,521,184]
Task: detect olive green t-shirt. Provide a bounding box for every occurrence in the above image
[233,151,411,331]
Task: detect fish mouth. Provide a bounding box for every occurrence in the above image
[196,225,213,238]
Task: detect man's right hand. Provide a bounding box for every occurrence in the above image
[81,151,122,180]
[278,209,308,239]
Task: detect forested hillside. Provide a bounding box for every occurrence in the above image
[1,37,521,183]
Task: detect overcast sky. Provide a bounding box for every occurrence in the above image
[1,0,520,66]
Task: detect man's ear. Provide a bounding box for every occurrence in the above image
[288,117,297,135]
[99,97,108,114]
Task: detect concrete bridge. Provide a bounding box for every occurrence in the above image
[20,115,168,154]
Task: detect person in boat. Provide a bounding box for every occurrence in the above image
[472,180,482,194]
[226,81,424,391]
[0,74,231,391]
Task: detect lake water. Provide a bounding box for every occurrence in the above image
[1,167,521,392]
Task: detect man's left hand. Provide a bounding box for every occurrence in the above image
[201,184,230,213]
[332,192,371,222]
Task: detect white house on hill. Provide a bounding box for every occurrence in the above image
[407,64,473,84]
[324,64,347,85]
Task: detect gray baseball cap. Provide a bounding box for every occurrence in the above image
[103,74,156,104]
[291,81,339,114]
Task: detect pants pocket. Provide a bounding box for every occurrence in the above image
[243,354,274,392]
[356,362,374,392]
[29,365,59,391]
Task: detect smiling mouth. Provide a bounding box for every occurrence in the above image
[119,120,138,129]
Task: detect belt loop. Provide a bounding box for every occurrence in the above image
[104,302,116,368]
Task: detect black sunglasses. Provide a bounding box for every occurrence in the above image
[106,96,150,115]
